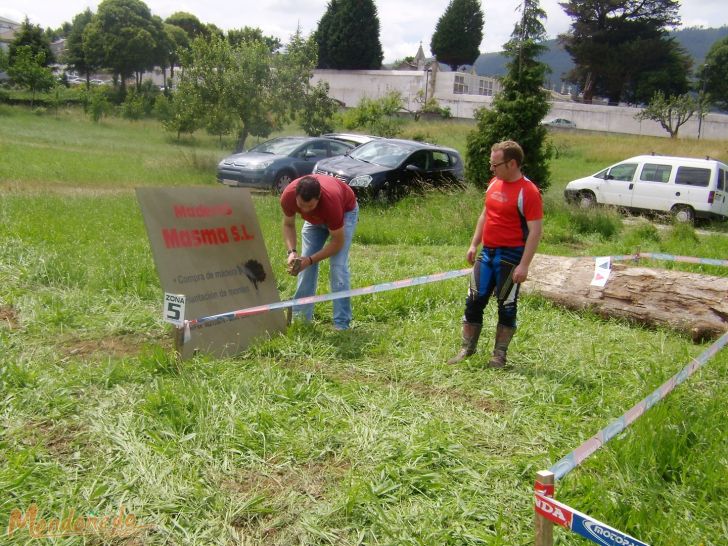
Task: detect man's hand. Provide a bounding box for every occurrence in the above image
[287,256,313,276]
[466,244,479,265]
[512,263,529,284]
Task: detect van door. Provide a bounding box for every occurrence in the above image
[631,162,673,213]
[600,162,638,206]
[674,166,712,216]
[717,168,728,218]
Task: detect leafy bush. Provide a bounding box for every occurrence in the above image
[121,89,145,120]
[342,91,404,137]
[85,87,112,122]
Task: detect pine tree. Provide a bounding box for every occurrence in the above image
[430,0,484,71]
[315,0,383,70]
[560,0,684,104]
[9,17,54,66]
[465,0,552,192]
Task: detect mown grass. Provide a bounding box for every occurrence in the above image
[1,105,727,545]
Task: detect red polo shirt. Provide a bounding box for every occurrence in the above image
[280,175,357,231]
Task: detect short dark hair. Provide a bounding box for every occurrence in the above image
[296,176,321,202]
[492,140,524,166]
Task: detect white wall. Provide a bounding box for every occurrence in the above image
[313,69,728,140]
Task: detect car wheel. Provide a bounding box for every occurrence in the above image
[671,204,694,224]
[578,191,596,209]
[273,172,294,193]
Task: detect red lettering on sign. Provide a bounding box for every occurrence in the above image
[534,494,572,528]
[162,227,231,248]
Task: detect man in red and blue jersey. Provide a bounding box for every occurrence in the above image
[448,140,543,368]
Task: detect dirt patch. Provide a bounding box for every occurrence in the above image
[223,459,349,540]
[0,304,20,329]
[285,358,504,414]
[21,419,87,459]
[62,333,171,359]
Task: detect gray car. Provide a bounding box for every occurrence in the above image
[217,136,355,192]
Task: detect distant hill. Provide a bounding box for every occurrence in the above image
[474,25,728,86]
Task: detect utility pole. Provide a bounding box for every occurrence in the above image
[698,63,710,140]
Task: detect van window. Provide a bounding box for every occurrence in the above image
[608,163,638,181]
[640,163,672,183]
[719,169,726,191]
[675,167,711,187]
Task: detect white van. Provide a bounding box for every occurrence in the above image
[564,154,728,222]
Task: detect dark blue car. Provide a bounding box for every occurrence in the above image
[314,138,464,201]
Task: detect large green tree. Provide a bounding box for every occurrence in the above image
[165,12,207,39]
[64,9,97,87]
[315,0,383,69]
[175,29,317,150]
[7,46,55,107]
[701,36,728,112]
[430,0,484,71]
[227,27,281,52]
[9,17,54,66]
[559,0,687,104]
[83,0,160,93]
[466,0,552,191]
[163,23,189,80]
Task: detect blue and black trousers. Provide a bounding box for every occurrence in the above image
[463,246,524,328]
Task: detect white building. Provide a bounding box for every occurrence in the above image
[312,68,728,140]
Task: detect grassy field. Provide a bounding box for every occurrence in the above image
[1,106,727,545]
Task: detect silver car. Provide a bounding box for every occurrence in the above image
[217,136,355,193]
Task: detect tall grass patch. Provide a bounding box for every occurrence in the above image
[2,109,728,544]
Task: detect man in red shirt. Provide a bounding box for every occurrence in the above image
[448,140,543,367]
[280,175,359,330]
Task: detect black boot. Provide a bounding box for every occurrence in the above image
[447,321,482,365]
[488,324,515,368]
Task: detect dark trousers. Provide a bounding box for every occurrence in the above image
[463,246,524,328]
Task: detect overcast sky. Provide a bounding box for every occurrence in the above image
[2,1,726,63]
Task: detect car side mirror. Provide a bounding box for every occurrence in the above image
[304,150,318,159]
[606,174,614,180]
[405,164,423,172]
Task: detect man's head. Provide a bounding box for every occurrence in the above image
[489,140,524,181]
[295,176,321,213]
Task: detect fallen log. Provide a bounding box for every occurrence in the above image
[523,255,728,341]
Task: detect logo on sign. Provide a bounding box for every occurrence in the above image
[582,520,644,546]
[534,495,572,528]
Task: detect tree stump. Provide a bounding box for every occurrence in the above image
[523,255,728,341]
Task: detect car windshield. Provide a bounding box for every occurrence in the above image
[250,139,303,156]
[350,141,413,168]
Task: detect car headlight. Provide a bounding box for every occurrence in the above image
[350,175,372,188]
[258,159,275,169]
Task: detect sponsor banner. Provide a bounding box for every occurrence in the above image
[137,187,285,360]
[534,493,573,529]
[535,494,649,546]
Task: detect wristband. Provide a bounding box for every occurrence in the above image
[287,248,297,255]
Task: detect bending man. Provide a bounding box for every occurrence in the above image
[448,140,543,368]
[280,175,359,330]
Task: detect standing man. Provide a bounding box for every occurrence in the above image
[448,140,543,368]
[280,174,359,330]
